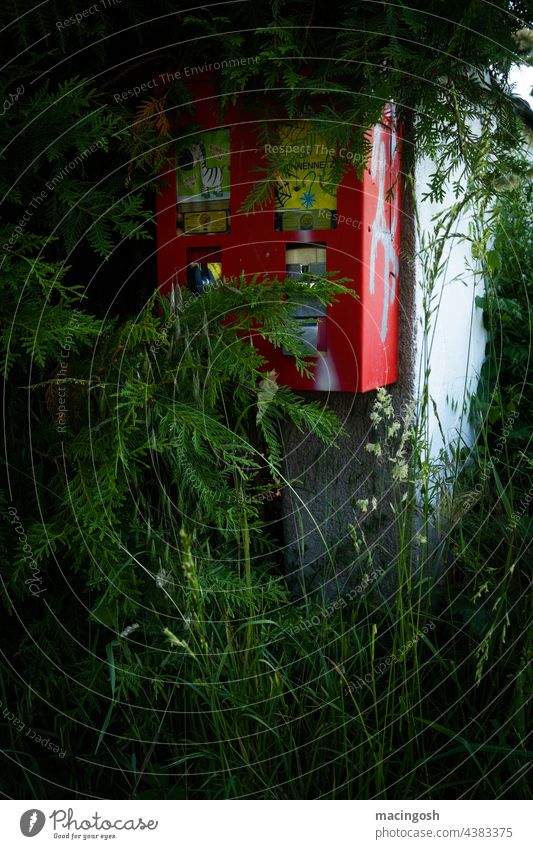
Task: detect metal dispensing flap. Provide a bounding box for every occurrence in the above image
[283,243,327,356]
[285,244,327,270]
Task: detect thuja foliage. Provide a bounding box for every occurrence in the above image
[0,77,157,261]
[176,0,531,199]
[0,24,350,791]
[17,273,346,585]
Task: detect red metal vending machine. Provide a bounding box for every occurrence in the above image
[156,77,401,393]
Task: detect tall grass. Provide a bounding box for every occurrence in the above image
[1,185,531,801]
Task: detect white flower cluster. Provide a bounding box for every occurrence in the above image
[369,386,395,425]
[155,568,172,589]
[364,387,415,485]
[391,400,416,484]
[356,496,378,513]
[119,623,140,639]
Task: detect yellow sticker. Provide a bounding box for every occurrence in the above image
[183,210,229,235]
[273,124,337,216]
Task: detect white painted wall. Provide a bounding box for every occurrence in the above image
[413,122,533,466]
[413,156,487,464]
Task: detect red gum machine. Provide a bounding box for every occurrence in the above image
[156,79,401,393]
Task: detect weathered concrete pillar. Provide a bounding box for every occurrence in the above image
[280,176,417,597]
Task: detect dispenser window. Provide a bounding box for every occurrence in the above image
[186,247,222,295]
[272,124,337,232]
[283,243,327,355]
[177,129,231,234]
